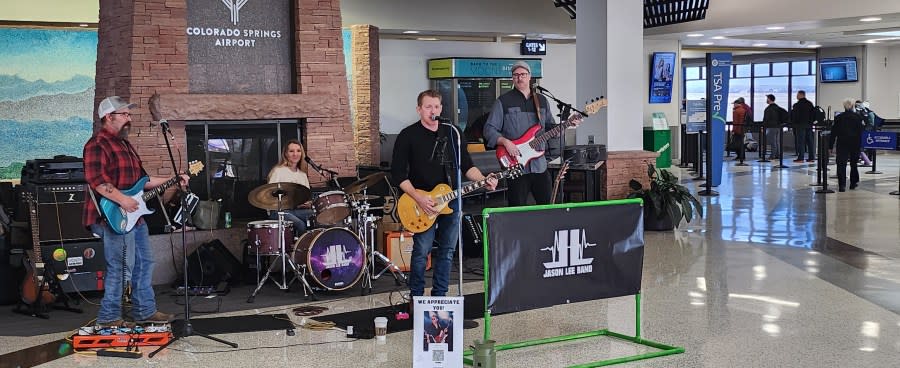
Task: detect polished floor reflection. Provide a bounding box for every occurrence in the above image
[3,153,899,367]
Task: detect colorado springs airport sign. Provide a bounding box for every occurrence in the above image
[186,0,289,49]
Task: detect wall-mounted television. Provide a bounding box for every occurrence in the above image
[819,57,858,83]
[648,52,675,103]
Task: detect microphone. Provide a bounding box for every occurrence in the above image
[534,85,549,94]
[305,156,338,175]
[430,115,451,123]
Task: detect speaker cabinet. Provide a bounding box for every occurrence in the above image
[40,241,105,293]
[32,184,95,243]
[384,231,430,272]
[186,239,242,286]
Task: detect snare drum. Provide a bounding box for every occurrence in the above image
[292,227,365,290]
[312,191,350,225]
[247,220,293,255]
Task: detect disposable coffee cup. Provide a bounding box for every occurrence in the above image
[374,317,388,340]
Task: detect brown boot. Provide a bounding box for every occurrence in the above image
[137,311,174,323]
[97,319,136,328]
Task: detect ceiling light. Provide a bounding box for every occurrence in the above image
[79,23,89,27]
[766,26,785,30]
[753,43,768,47]
[712,36,726,40]
[402,30,420,34]
[416,37,438,41]
[699,42,714,46]
[864,39,880,44]
[806,44,822,48]
[686,33,704,37]
[507,34,524,37]
[862,30,900,37]
[860,17,882,22]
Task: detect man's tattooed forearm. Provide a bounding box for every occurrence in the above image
[100,183,114,194]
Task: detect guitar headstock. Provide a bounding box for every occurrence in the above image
[584,97,608,115]
[501,165,525,180]
[187,160,204,176]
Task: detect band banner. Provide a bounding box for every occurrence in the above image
[486,200,644,315]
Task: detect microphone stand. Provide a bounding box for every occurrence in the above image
[438,121,478,329]
[150,121,237,358]
[306,157,340,188]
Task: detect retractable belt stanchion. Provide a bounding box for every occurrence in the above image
[810,125,824,186]
[815,129,835,194]
[866,144,882,174]
[758,125,770,163]
[693,131,705,181]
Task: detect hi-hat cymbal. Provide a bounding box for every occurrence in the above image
[343,172,387,194]
[248,182,311,211]
[348,193,379,202]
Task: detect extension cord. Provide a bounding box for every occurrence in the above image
[96,349,143,359]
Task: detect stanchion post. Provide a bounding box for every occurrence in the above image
[773,125,788,169]
[866,148,882,174]
[758,125,770,163]
[816,130,834,194]
[693,131,705,181]
[810,127,823,186]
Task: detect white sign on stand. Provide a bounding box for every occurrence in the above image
[412,296,464,368]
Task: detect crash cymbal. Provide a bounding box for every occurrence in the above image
[248,182,311,211]
[343,172,387,194]
[348,193,379,202]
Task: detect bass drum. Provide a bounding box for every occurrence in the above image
[292,227,365,290]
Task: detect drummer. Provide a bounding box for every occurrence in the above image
[267,139,314,236]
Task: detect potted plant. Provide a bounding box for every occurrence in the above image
[627,164,703,231]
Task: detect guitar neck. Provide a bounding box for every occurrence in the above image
[141,176,180,202]
[26,196,42,262]
[435,177,494,205]
[530,116,579,148]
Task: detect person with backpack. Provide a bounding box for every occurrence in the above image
[829,99,865,192]
[731,98,752,161]
[790,91,816,162]
[762,94,788,160]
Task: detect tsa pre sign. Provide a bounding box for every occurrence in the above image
[861,131,898,150]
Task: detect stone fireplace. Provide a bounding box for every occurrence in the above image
[93,0,357,197]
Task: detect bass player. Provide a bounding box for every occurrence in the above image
[391,90,497,302]
[483,61,581,206]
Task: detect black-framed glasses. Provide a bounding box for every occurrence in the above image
[512,72,530,78]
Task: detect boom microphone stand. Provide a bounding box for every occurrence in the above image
[149,117,236,358]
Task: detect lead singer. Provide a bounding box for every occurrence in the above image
[391,90,497,301]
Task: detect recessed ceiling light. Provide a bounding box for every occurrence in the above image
[766,26,785,30]
[416,37,438,41]
[806,44,822,48]
[712,36,726,40]
[779,32,792,35]
[753,43,768,47]
[686,33,704,37]
[402,30,420,34]
[79,23,89,27]
[699,42,714,46]
[864,39,879,44]
[860,17,882,22]
[507,34,524,37]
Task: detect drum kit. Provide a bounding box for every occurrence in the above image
[245,173,405,302]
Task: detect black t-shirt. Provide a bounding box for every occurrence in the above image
[391,121,474,190]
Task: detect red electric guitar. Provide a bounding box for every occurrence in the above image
[496,97,607,168]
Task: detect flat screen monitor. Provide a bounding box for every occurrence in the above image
[820,57,858,83]
[648,52,675,103]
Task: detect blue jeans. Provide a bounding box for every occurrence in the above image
[409,200,460,297]
[269,208,314,236]
[91,222,157,323]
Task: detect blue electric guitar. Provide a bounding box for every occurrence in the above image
[99,161,203,234]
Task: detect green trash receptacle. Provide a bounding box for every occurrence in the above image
[643,127,671,168]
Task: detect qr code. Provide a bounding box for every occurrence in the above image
[432,348,445,362]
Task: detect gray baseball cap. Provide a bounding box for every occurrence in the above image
[98,96,137,118]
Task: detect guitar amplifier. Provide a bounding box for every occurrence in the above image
[383,231,430,272]
[41,241,105,293]
[30,183,95,243]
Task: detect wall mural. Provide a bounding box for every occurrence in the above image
[0,28,97,180]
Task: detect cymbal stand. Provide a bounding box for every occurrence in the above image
[355,189,406,296]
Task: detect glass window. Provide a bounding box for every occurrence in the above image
[791,76,816,105]
[735,64,751,78]
[772,62,789,76]
[811,60,816,75]
[700,66,706,79]
[727,78,751,122]
[753,77,788,121]
[685,66,700,80]
[685,80,706,102]
[753,63,770,77]
[791,61,809,75]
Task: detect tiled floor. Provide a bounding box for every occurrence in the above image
[3,152,900,367]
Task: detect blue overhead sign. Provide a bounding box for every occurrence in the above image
[861,131,898,150]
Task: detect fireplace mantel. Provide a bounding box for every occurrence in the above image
[156,93,342,121]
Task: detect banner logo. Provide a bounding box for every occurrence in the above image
[541,229,596,278]
[221,0,249,25]
[323,244,352,268]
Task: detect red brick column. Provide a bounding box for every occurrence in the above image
[601,150,659,200]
